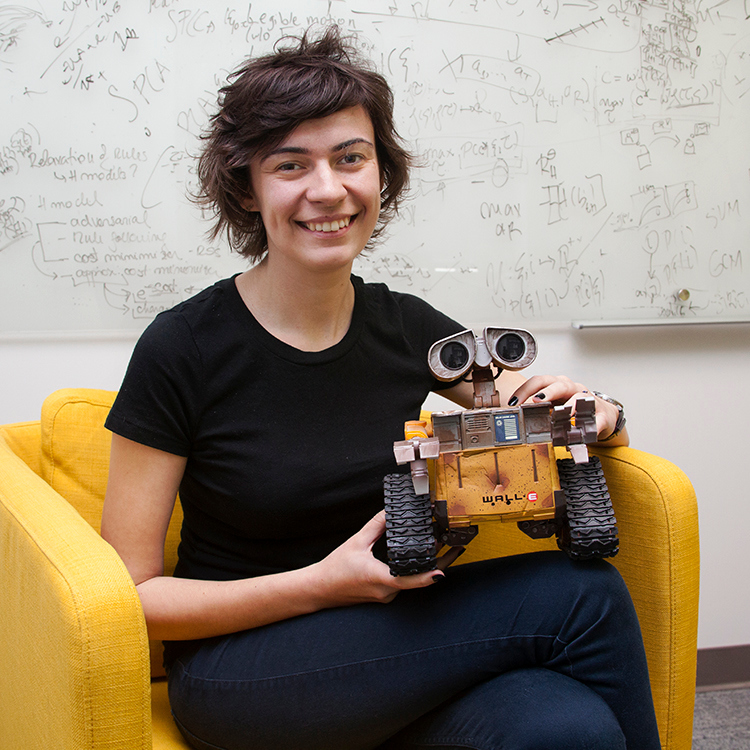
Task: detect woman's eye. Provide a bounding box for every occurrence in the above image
[341,153,364,165]
[277,162,302,172]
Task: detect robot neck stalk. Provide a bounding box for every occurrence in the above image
[472,366,501,409]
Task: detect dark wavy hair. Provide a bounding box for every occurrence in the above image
[195,26,412,261]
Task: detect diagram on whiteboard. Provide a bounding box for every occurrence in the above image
[1,0,748,333]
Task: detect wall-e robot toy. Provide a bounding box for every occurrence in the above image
[384,327,619,576]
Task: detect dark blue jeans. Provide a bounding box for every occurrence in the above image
[166,552,661,750]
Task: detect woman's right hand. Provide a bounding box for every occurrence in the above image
[309,510,444,607]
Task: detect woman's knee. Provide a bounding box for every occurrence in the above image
[529,553,637,629]
[498,669,626,750]
[420,668,627,750]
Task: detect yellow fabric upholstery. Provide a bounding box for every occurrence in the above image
[0,389,699,750]
[40,389,120,534]
[38,388,184,572]
[151,680,193,750]
[0,423,153,749]
[1,420,42,477]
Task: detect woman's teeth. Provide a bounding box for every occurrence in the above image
[305,216,352,232]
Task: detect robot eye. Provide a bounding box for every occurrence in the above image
[483,327,537,371]
[440,341,470,371]
[428,329,477,381]
[495,332,525,362]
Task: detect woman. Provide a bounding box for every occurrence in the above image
[102,27,660,750]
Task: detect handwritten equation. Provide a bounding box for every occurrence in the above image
[1,0,748,333]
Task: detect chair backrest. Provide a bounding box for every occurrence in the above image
[40,388,183,576]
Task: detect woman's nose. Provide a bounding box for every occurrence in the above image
[306,163,347,203]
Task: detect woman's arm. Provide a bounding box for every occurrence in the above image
[101,434,443,642]
[439,371,628,446]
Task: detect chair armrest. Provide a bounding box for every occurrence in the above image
[456,445,698,750]
[0,435,152,750]
[0,421,43,477]
[592,445,699,750]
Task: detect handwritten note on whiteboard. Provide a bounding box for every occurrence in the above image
[1,0,748,334]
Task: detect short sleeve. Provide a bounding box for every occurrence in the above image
[390,290,466,390]
[105,311,204,456]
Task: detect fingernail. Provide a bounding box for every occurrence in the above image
[534,392,546,400]
[432,574,445,583]
[508,396,518,406]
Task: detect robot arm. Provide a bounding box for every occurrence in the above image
[393,421,440,495]
[552,396,598,464]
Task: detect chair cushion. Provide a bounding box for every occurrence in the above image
[40,389,118,534]
[39,388,184,572]
[151,679,192,749]
[39,388,187,680]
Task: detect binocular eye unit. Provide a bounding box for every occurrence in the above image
[429,327,537,381]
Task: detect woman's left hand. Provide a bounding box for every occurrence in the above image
[508,375,624,444]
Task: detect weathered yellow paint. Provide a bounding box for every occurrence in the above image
[434,444,560,525]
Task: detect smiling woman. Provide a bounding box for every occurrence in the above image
[101,25,658,750]
[232,106,384,350]
[194,29,411,261]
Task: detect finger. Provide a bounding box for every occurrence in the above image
[357,510,387,549]
[530,380,574,404]
[391,547,467,590]
[508,375,553,406]
[591,398,618,438]
[395,568,445,589]
[511,375,580,406]
[538,378,585,404]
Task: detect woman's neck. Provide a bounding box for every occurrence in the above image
[235,259,356,352]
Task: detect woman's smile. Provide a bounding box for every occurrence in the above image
[298,214,354,233]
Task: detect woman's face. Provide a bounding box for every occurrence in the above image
[245,106,382,274]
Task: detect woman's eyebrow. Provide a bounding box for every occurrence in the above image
[260,146,308,163]
[260,138,375,162]
[334,137,375,152]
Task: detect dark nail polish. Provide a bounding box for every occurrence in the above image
[535,392,546,400]
[508,396,518,406]
[432,574,445,583]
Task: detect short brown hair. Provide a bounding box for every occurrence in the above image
[195,26,412,260]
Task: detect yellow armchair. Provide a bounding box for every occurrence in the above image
[0,389,699,750]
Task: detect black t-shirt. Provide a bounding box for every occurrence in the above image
[106,274,463,582]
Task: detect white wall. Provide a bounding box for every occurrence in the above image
[2,323,748,649]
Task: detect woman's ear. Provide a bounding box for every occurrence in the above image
[241,195,258,212]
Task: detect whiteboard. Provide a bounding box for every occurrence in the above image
[1,0,749,335]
